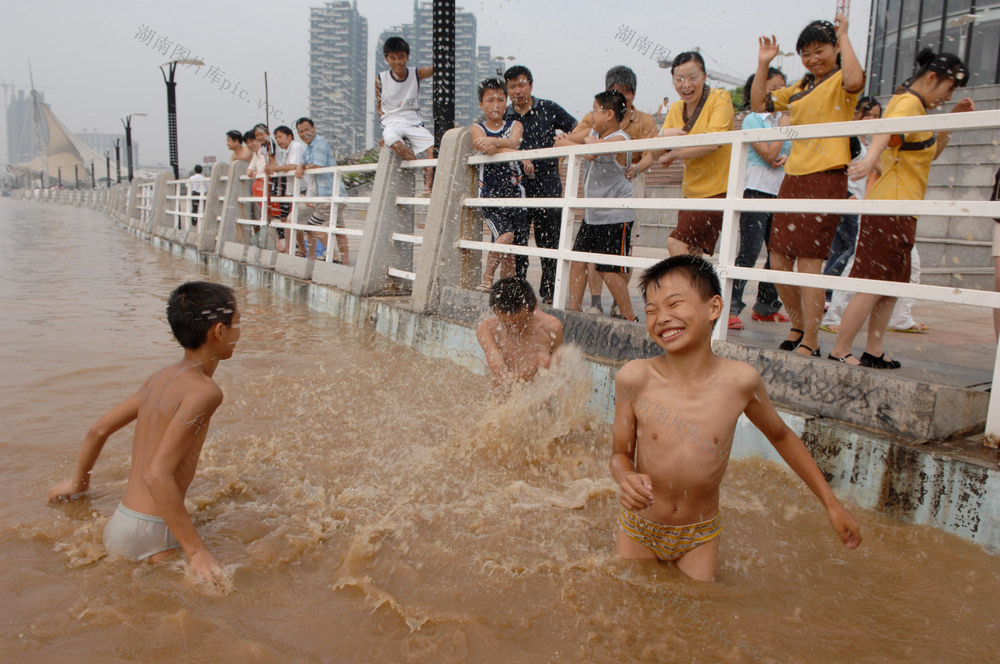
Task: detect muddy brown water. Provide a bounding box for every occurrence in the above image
[1,198,998,663]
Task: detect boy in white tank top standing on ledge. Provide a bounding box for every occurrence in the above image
[375,36,435,194]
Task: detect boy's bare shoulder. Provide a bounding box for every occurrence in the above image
[615,357,657,387]
[476,316,499,335]
[713,356,762,388]
[534,309,563,333]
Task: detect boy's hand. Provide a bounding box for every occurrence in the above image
[472,135,497,154]
[658,151,675,167]
[188,549,226,585]
[619,472,655,511]
[47,478,88,502]
[521,159,534,176]
[826,501,862,549]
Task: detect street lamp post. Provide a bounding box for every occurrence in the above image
[493,55,515,77]
[122,113,147,182]
[105,151,111,188]
[949,14,977,63]
[91,160,96,189]
[160,59,205,180]
[57,166,61,189]
[74,164,80,189]
[113,139,121,184]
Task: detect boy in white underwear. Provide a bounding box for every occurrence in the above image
[48,282,240,585]
[611,256,862,581]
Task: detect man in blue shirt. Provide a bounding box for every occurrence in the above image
[503,66,577,304]
[295,117,349,263]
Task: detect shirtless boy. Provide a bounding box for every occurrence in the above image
[476,277,564,390]
[611,256,861,581]
[48,282,240,584]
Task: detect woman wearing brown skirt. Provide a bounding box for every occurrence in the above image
[830,49,974,368]
[752,16,864,357]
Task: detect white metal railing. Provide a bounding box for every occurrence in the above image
[462,109,1000,441]
[137,182,155,225]
[166,177,207,231]
[388,157,437,281]
[234,163,375,263]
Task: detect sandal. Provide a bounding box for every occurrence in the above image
[859,352,901,369]
[474,283,492,293]
[778,328,804,351]
[797,344,821,357]
[828,353,854,363]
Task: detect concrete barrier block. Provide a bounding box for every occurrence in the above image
[948,216,993,242]
[916,215,949,239]
[943,242,989,268]
[914,239,945,268]
[221,241,248,262]
[275,253,314,280]
[312,260,354,290]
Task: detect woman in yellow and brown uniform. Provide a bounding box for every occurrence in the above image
[751,15,864,357]
[829,49,974,368]
[658,51,733,258]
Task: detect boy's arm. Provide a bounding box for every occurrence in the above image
[48,393,143,501]
[374,76,383,117]
[476,319,512,387]
[743,370,862,549]
[609,362,654,510]
[143,386,226,583]
[417,65,433,80]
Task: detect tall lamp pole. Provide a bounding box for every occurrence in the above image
[105,151,111,188]
[159,59,205,180]
[91,159,96,189]
[113,139,121,183]
[432,0,455,153]
[122,113,147,182]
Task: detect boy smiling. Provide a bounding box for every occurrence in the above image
[610,256,862,581]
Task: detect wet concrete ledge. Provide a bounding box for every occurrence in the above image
[127,227,1000,555]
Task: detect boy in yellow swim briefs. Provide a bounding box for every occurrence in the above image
[610,256,862,581]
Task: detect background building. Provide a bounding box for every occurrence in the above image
[77,130,138,171]
[373,2,481,147]
[309,0,369,157]
[867,0,1000,95]
[6,88,38,164]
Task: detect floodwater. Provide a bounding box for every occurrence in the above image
[1,197,999,664]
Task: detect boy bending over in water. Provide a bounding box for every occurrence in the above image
[477,277,563,390]
[611,257,861,581]
[48,282,240,584]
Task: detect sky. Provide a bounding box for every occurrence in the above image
[0,0,871,170]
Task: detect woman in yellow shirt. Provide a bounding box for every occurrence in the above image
[658,51,733,257]
[829,49,974,368]
[751,15,864,357]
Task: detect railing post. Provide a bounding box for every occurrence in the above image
[149,171,172,236]
[216,161,249,252]
[412,127,473,313]
[198,162,227,254]
[551,153,581,309]
[714,138,750,343]
[351,146,414,297]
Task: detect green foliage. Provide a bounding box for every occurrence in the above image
[338,148,380,190]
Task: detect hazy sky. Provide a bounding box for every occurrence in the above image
[0,0,871,169]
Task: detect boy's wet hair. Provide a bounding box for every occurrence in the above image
[503,65,533,85]
[639,256,722,302]
[383,36,410,57]
[671,51,705,74]
[489,278,537,313]
[742,68,785,111]
[605,65,637,94]
[595,90,627,122]
[478,78,507,102]
[167,282,237,350]
[226,129,243,144]
[243,130,257,143]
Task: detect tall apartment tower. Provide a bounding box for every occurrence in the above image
[309,1,368,158]
[373,1,481,146]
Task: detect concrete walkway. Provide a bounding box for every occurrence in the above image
[523,244,997,392]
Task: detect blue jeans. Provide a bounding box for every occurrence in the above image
[731,189,782,316]
[823,214,859,300]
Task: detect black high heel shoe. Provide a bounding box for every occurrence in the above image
[859,352,901,369]
[779,328,804,351]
